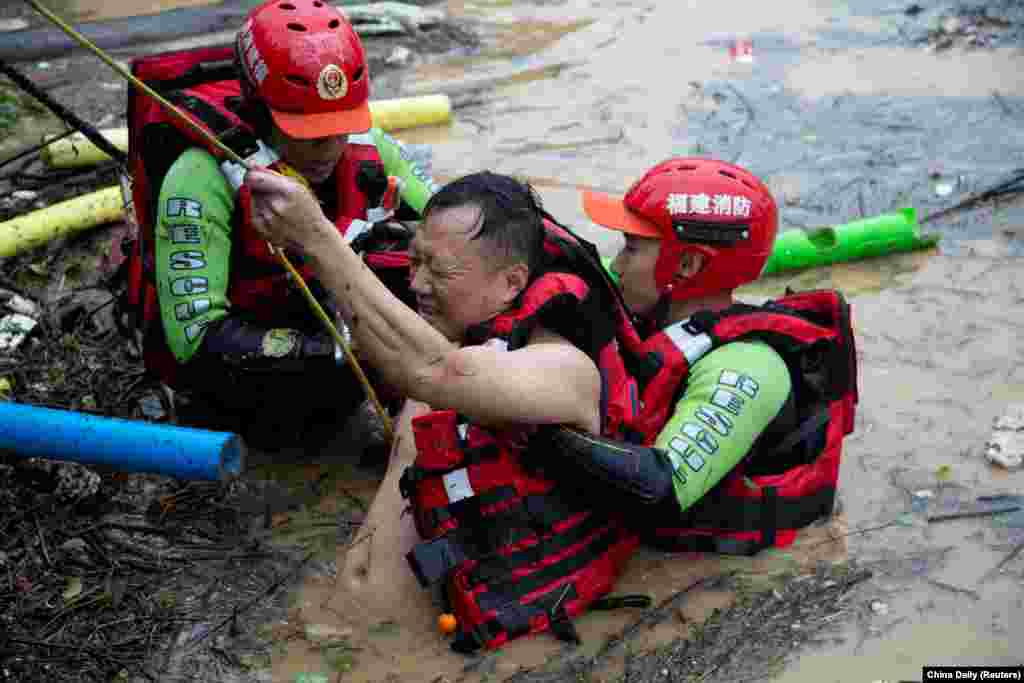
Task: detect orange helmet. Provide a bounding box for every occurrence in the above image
[583,158,778,300]
[236,0,371,138]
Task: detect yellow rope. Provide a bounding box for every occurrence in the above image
[24,0,394,443]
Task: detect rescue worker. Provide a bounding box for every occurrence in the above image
[244,169,639,650]
[133,0,434,449]
[572,157,856,553]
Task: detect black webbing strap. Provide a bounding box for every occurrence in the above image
[453,582,582,654]
[148,59,238,93]
[647,485,836,556]
[467,505,606,588]
[474,520,622,612]
[761,485,778,549]
[164,90,260,158]
[762,408,831,460]
[676,478,835,532]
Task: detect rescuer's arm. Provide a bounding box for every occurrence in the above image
[155,148,343,372]
[654,341,792,512]
[244,169,601,433]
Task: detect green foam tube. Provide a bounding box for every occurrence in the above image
[761,207,939,276]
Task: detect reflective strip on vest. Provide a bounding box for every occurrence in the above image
[443,468,475,504]
[348,133,375,146]
[663,319,714,364]
[343,219,372,244]
[219,139,280,192]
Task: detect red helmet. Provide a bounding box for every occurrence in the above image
[583,158,778,300]
[236,0,371,138]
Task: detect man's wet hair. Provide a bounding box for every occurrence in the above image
[423,171,547,277]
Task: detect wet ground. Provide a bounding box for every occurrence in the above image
[2,0,1024,681]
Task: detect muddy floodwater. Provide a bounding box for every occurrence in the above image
[256,0,1024,681]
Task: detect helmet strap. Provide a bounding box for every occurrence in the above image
[647,286,674,333]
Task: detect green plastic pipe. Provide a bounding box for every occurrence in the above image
[761,207,939,275]
[597,207,938,282]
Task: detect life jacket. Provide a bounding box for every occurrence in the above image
[612,289,859,555]
[120,46,411,384]
[399,220,644,653]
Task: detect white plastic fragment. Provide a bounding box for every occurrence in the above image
[5,294,38,317]
[985,404,1024,469]
[0,18,29,32]
[385,45,413,66]
[870,600,889,615]
[0,313,38,352]
[993,404,1024,431]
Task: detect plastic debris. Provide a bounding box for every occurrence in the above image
[0,290,40,353]
[385,45,413,66]
[729,37,754,63]
[342,2,444,36]
[11,189,38,202]
[62,576,83,603]
[985,405,1024,469]
[911,491,932,513]
[870,600,889,615]
[0,313,37,352]
[935,181,954,197]
[137,393,167,421]
[4,293,38,317]
[0,18,29,32]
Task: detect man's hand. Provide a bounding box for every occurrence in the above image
[244,167,332,255]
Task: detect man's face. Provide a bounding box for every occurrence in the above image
[611,234,662,317]
[409,204,518,343]
[269,124,348,185]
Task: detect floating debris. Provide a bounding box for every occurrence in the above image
[0,312,37,352]
[985,404,1024,469]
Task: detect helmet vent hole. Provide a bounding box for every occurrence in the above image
[285,74,311,86]
[741,179,756,189]
[352,66,364,81]
[279,2,295,8]
[313,0,324,6]
[329,18,340,28]
[677,164,697,171]
[719,170,736,179]
[287,22,307,31]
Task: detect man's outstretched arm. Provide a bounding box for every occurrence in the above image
[244,169,599,433]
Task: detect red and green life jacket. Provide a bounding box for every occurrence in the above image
[400,218,858,651]
[400,221,644,653]
[122,46,410,382]
[612,289,858,555]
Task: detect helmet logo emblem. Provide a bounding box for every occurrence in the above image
[317,64,348,101]
[666,192,751,218]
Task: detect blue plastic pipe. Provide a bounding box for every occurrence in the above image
[0,402,245,481]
